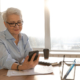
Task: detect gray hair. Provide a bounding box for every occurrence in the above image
[2,7,22,22]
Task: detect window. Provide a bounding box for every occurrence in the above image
[48,0,80,51]
[1,0,80,53]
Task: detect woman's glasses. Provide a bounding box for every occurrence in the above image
[6,21,23,27]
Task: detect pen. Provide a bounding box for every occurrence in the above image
[64,59,76,79]
[62,55,65,79]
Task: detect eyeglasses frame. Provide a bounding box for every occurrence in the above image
[6,21,23,27]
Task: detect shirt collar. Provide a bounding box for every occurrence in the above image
[19,33,23,40]
[4,29,23,40]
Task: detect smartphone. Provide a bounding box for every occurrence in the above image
[28,50,39,61]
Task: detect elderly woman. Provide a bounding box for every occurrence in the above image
[0,7,39,70]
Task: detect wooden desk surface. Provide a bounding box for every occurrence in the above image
[1,57,80,80]
[0,57,61,80]
[0,66,60,80]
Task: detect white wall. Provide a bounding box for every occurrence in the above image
[0,13,6,31]
[0,0,6,31]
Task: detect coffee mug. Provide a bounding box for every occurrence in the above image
[43,49,49,59]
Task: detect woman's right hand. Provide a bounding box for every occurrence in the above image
[19,53,40,70]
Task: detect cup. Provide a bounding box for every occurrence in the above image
[43,49,49,59]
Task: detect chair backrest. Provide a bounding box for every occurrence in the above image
[0,13,6,32]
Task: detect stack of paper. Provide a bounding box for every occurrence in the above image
[7,65,53,77]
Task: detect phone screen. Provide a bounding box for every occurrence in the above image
[28,50,39,61]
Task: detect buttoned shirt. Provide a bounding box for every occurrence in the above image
[0,29,32,69]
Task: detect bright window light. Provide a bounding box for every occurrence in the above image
[49,0,80,50]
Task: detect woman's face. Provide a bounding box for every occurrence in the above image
[4,14,22,36]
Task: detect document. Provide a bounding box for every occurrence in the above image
[7,65,53,77]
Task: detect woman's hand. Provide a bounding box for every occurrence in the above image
[19,53,40,70]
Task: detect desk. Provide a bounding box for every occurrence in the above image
[0,57,80,80]
[0,66,60,80]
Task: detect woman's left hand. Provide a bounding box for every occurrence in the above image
[19,53,40,70]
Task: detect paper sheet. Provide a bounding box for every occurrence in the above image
[7,65,53,77]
